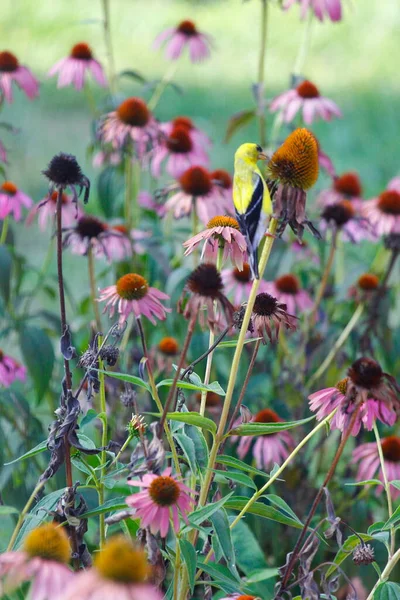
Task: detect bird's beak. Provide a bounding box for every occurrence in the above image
[257,152,269,161]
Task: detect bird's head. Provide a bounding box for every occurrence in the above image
[235,143,268,165]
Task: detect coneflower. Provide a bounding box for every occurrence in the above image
[48,42,107,90]
[318,171,363,208]
[270,79,342,125]
[0,50,39,103]
[352,435,400,500]
[251,292,297,343]
[320,200,372,243]
[153,20,213,63]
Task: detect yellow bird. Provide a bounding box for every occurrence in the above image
[233,143,272,279]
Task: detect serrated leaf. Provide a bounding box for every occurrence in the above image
[325,533,375,577]
[0,244,12,303]
[79,496,128,518]
[4,439,47,466]
[157,378,225,396]
[225,496,303,528]
[225,109,256,143]
[98,370,151,393]
[213,469,256,490]
[374,582,400,600]
[216,455,273,479]
[166,412,216,434]
[230,415,315,436]
[19,326,55,400]
[179,539,197,593]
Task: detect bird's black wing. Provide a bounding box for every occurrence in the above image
[234,173,264,245]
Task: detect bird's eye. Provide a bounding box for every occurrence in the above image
[256,145,263,152]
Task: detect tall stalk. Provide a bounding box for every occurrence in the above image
[101,0,117,95]
[257,0,268,147]
[87,245,102,333]
[98,339,108,549]
[309,229,338,325]
[0,215,9,245]
[373,422,395,556]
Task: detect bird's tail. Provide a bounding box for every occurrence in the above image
[248,243,259,280]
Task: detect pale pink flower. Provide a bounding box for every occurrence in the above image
[0,50,39,103]
[48,42,106,90]
[236,408,294,469]
[211,169,234,210]
[161,166,228,224]
[320,200,373,243]
[362,177,400,237]
[0,523,73,600]
[107,224,151,258]
[92,148,122,168]
[126,467,195,537]
[0,350,26,387]
[98,97,159,156]
[26,190,79,231]
[98,273,171,326]
[222,263,268,305]
[352,436,400,500]
[318,146,336,178]
[151,125,209,178]
[265,274,313,315]
[0,139,7,164]
[0,181,33,222]
[62,215,131,262]
[270,80,341,125]
[59,536,162,600]
[183,215,247,270]
[160,116,211,152]
[318,171,363,208]
[154,20,213,63]
[283,0,342,22]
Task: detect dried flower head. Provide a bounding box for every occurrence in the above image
[252,292,297,343]
[43,152,90,207]
[352,543,374,566]
[100,345,120,367]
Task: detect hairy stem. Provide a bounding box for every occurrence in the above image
[373,422,395,556]
[88,245,102,333]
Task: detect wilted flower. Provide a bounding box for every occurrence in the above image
[265,274,313,315]
[352,543,375,566]
[320,200,371,243]
[0,50,39,103]
[178,263,235,330]
[153,20,213,63]
[98,273,171,326]
[309,357,399,436]
[48,42,107,90]
[222,263,267,305]
[43,152,90,206]
[0,523,73,599]
[151,124,209,178]
[0,350,26,387]
[98,97,159,156]
[252,292,297,343]
[270,80,341,125]
[236,409,294,469]
[268,128,320,239]
[0,181,33,222]
[62,216,131,261]
[352,435,400,499]
[183,215,247,270]
[126,468,195,537]
[318,171,363,208]
[26,190,80,231]
[362,177,400,237]
[283,0,342,22]
[161,166,229,224]
[59,536,163,600]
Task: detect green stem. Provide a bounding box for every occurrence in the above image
[373,422,395,556]
[306,303,364,388]
[293,11,313,78]
[309,228,338,325]
[131,160,141,232]
[174,541,182,599]
[101,0,117,95]
[366,547,400,600]
[148,63,179,112]
[110,432,134,468]
[257,0,268,147]
[0,215,9,245]
[7,480,46,551]
[98,338,108,549]
[88,245,102,333]
[124,153,133,232]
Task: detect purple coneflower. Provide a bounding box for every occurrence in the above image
[309,358,399,436]
[151,337,180,373]
[178,263,234,330]
[222,263,267,305]
[0,350,26,387]
[183,215,247,270]
[62,215,131,261]
[236,409,294,470]
[99,97,159,155]
[160,116,211,152]
[348,273,380,302]
[352,436,400,500]
[265,274,313,315]
[318,171,363,208]
[98,273,170,326]
[0,181,33,222]
[126,467,195,537]
[362,177,400,237]
[151,124,209,178]
[0,523,73,600]
[252,293,297,344]
[92,147,122,169]
[283,0,342,22]
[48,42,107,90]
[154,20,213,63]
[162,166,228,224]
[270,80,341,125]
[59,536,162,600]
[26,190,80,231]
[320,200,372,243]
[0,50,39,103]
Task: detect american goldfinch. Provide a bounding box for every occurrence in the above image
[233,143,272,279]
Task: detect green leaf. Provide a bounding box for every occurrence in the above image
[188,491,234,527]
[19,326,55,401]
[210,509,237,574]
[374,582,400,600]
[0,244,12,303]
[218,337,262,348]
[97,166,124,218]
[197,560,241,594]
[0,505,19,516]
[119,69,147,84]
[157,378,225,396]
[246,568,279,584]
[174,433,197,473]
[184,425,208,469]
[325,533,375,577]
[179,539,197,594]
[79,496,128,518]
[264,494,302,525]
[98,370,151,393]
[230,415,315,436]
[166,412,216,435]
[4,439,47,466]
[80,409,99,429]
[231,519,267,573]
[345,478,382,486]
[382,504,400,531]
[216,455,273,479]
[225,496,303,529]
[213,469,257,490]
[225,109,256,143]
[14,489,65,549]
[390,480,400,491]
